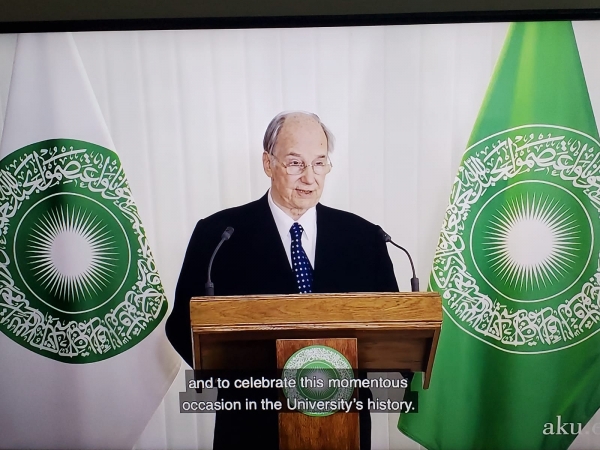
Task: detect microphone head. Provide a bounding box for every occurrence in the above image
[377,226,392,243]
[222,226,234,240]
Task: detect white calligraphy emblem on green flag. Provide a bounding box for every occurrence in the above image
[400,22,600,450]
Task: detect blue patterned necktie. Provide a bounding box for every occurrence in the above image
[290,223,313,293]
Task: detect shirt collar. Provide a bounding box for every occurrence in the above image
[267,189,317,240]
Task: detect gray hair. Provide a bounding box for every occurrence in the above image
[263,111,335,156]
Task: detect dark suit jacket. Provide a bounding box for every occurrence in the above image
[166,193,399,449]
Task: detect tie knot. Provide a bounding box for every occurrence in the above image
[290,222,304,241]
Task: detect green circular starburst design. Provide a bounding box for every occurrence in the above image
[471,181,592,303]
[0,139,168,363]
[297,361,340,401]
[14,193,130,314]
[434,125,600,354]
[282,345,354,417]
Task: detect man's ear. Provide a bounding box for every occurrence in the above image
[262,152,273,178]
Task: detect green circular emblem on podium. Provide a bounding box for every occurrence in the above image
[282,345,354,417]
[0,139,168,363]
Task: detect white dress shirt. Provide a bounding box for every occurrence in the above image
[267,189,317,268]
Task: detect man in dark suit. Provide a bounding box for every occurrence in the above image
[166,111,398,449]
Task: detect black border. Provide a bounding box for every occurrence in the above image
[2,9,600,34]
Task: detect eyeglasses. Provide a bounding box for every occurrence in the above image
[269,154,333,175]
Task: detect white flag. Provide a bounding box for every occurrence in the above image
[0,33,180,449]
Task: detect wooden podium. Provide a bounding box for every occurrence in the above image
[190,292,442,450]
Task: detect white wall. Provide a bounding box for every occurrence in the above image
[1,21,600,449]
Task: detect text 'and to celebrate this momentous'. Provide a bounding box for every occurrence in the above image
[178,373,416,414]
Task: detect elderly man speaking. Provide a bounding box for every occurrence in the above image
[166,111,399,449]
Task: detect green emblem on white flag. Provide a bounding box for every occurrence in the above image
[0,139,167,362]
[0,32,179,450]
[440,124,600,353]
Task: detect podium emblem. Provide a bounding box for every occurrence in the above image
[282,344,354,416]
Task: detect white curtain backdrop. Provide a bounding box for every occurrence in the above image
[1,21,600,450]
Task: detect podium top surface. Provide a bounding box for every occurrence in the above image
[190,291,441,333]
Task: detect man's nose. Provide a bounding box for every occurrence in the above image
[301,166,316,184]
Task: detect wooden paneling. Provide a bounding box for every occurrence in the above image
[191,293,442,390]
[190,292,441,331]
[276,339,359,450]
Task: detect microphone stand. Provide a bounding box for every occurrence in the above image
[378,226,419,292]
[205,227,234,296]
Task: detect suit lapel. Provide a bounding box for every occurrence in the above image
[247,194,297,293]
[314,204,342,291]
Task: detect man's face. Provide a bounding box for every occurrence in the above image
[262,114,329,219]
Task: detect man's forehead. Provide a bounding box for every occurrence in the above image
[277,114,327,145]
[280,113,322,132]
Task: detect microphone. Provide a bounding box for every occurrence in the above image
[377,226,419,292]
[205,226,234,296]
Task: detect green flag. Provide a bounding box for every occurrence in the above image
[399,21,600,449]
